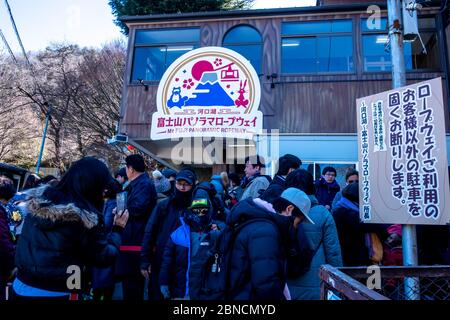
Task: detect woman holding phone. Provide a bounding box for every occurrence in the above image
[12,157,129,300]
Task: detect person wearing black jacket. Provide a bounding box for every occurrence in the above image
[333,182,387,266]
[115,154,157,300]
[226,188,312,300]
[261,154,302,203]
[12,157,129,300]
[140,168,197,300]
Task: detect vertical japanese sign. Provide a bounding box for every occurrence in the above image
[356,78,450,225]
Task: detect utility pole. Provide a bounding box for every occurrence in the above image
[387,0,419,300]
[35,105,52,175]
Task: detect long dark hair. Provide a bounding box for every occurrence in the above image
[43,157,112,212]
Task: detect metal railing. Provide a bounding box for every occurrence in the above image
[320,265,450,300]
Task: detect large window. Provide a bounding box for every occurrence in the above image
[223,25,262,74]
[361,17,441,72]
[131,28,200,82]
[281,20,354,74]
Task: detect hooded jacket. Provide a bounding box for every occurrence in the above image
[287,195,342,300]
[158,187,224,299]
[226,198,287,300]
[14,186,123,293]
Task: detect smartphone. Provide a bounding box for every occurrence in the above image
[116,192,127,214]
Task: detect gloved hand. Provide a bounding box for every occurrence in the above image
[160,285,171,300]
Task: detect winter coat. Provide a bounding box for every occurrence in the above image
[226,198,286,300]
[331,191,343,212]
[14,186,123,293]
[0,205,15,285]
[210,175,225,196]
[116,173,157,276]
[140,196,188,299]
[240,174,272,200]
[314,177,340,208]
[91,199,117,290]
[287,195,342,300]
[103,199,116,234]
[332,197,387,266]
[159,218,223,299]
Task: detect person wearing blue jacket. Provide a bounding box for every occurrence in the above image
[285,169,343,300]
[159,188,222,300]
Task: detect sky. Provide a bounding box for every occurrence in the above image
[0,0,316,54]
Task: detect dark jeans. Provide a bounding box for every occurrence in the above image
[147,272,163,301]
[122,275,145,300]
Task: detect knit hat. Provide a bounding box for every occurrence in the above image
[176,168,197,186]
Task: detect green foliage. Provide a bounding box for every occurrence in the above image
[109,0,254,35]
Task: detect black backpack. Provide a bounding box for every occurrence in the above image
[197,218,275,300]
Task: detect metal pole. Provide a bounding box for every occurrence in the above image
[387,0,419,300]
[35,106,52,175]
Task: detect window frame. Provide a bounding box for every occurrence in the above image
[130,27,200,84]
[222,24,263,75]
[280,18,356,76]
[360,15,442,74]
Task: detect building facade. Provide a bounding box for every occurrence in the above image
[119,1,450,183]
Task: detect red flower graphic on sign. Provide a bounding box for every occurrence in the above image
[182,78,194,89]
[214,58,223,67]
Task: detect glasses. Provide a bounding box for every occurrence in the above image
[348,180,359,184]
[192,208,208,216]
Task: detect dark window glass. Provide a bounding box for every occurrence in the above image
[135,28,199,45]
[317,36,354,72]
[361,17,440,72]
[282,38,316,73]
[281,20,353,74]
[131,47,166,81]
[223,26,261,43]
[282,20,352,35]
[222,25,262,74]
[131,28,199,81]
[282,36,353,73]
[165,46,196,69]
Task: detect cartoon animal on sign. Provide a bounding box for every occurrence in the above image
[235,80,249,108]
[167,87,188,108]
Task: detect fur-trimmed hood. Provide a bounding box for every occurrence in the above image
[21,186,99,229]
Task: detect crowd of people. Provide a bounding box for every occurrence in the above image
[1,153,450,301]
